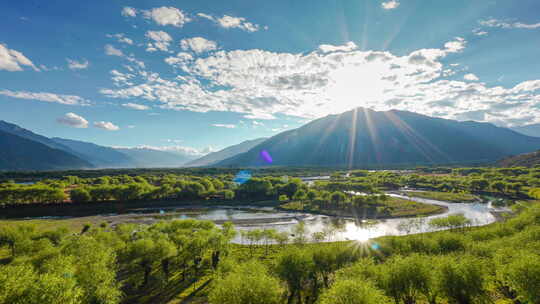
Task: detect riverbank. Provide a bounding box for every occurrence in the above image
[0,198,281,219]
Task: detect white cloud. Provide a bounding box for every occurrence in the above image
[145,30,173,52]
[0,89,89,105]
[107,33,133,45]
[480,18,540,30]
[120,145,214,157]
[0,44,39,71]
[104,44,123,56]
[472,28,488,36]
[444,37,466,53]
[464,73,479,81]
[121,7,137,17]
[143,7,190,27]
[66,59,89,70]
[180,37,217,53]
[212,123,236,128]
[94,121,120,131]
[101,37,540,127]
[56,113,88,128]
[122,102,149,110]
[127,125,136,129]
[198,13,262,32]
[318,42,358,53]
[381,1,400,10]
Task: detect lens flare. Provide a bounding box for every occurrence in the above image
[260,149,273,163]
[234,170,252,184]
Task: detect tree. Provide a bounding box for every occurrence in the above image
[70,188,91,203]
[438,256,487,304]
[275,248,314,304]
[490,181,506,193]
[380,255,435,304]
[318,280,390,304]
[209,261,282,304]
[495,250,540,304]
[330,191,346,209]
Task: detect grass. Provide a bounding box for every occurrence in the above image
[280,196,446,219]
[401,191,479,203]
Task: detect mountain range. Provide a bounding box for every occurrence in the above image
[511,123,540,138]
[217,108,540,167]
[185,137,267,167]
[2,108,540,171]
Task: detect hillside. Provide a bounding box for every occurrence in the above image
[217,108,540,167]
[186,137,267,167]
[52,137,134,168]
[497,150,540,167]
[0,120,76,153]
[0,130,93,171]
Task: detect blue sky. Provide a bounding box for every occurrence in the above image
[1,0,540,157]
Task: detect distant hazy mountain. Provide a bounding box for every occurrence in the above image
[498,150,540,167]
[114,148,193,168]
[52,137,134,168]
[217,108,540,167]
[512,123,540,138]
[0,130,93,171]
[186,137,268,167]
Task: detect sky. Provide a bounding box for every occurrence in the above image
[1,0,540,157]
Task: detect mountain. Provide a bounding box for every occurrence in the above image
[497,150,540,167]
[114,148,192,168]
[0,120,75,152]
[512,123,540,138]
[186,137,268,167]
[0,130,93,171]
[52,137,134,168]
[217,108,540,167]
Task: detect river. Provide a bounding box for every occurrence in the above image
[7,193,509,243]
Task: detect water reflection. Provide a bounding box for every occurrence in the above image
[229,194,509,244]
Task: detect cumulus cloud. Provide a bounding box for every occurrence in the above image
[212,123,236,128]
[180,37,217,53]
[67,59,89,70]
[121,7,137,17]
[0,89,89,105]
[464,73,479,81]
[56,113,88,128]
[122,103,149,110]
[101,37,540,127]
[381,1,400,10]
[104,44,123,56]
[480,18,540,29]
[106,33,133,45]
[143,7,190,27]
[0,44,39,71]
[197,13,262,32]
[145,30,173,52]
[94,121,120,131]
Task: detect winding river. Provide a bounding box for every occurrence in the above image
[8,192,509,243]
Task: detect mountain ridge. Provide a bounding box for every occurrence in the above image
[216,107,540,167]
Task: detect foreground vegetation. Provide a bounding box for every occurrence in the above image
[1,200,539,303]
